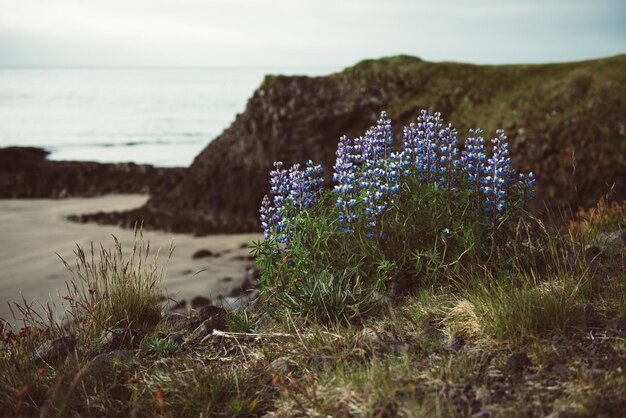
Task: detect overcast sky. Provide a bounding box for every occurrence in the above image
[0,0,624,67]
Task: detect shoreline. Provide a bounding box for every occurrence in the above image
[0,194,262,322]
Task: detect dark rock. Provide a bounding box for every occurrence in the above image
[189,315,225,339]
[505,352,531,374]
[100,328,145,351]
[183,306,227,336]
[197,305,226,323]
[190,296,212,309]
[391,275,415,296]
[90,350,134,368]
[192,249,218,259]
[0,146,185,199]
[231,254,255,262]
[35,335,76,362]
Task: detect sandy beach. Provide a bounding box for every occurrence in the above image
[0,195,262,323]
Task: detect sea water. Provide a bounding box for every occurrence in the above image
[0,67,338,167]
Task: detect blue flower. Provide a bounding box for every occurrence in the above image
[333,135,361,232]
[481,130,514,224]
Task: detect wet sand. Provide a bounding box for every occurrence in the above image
[0,195,262,322]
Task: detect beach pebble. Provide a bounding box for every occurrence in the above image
[191,296,212,309]
[198,305,226,322]
[192,249,219,259]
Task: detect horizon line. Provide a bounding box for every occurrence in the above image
[0,64,345,70]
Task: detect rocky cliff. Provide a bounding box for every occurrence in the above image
[79,55,626,234]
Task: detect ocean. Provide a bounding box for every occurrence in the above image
[0,67,339,167]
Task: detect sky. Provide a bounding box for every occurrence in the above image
[0,0,624,67]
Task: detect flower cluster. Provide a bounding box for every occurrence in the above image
[359,112,401,237]
[260,160,324,243]
[260,110,537,240]
[332,112,402,237]
[401,110,443,185]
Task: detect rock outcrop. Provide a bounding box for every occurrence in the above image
[71,55,626,233]
[0,147,185,198]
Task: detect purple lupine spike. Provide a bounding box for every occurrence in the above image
[259,195,278,240]
[334,135,361,232]
[437,123,460,189]
[461,128,487,195]
[261,159,325,245]
[269,161,291,242]
[412,110,442,185]
[303,160,324,208]
[481,129,513,224]
[358,112,396,237]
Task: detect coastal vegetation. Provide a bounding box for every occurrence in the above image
[1,111,624,417]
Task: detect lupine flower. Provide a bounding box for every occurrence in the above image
[286,163,323,211]
[305,160,325,190]
[460,129,486,186]
[334,135,361,232]
[359,112,395,238]
[436,123,460,189]
[259,195,278,240]
[261,160,324,244]
[402,110,443,185]
[516,171,537,209]
[269,161,290,240]
[481,129,513,223]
